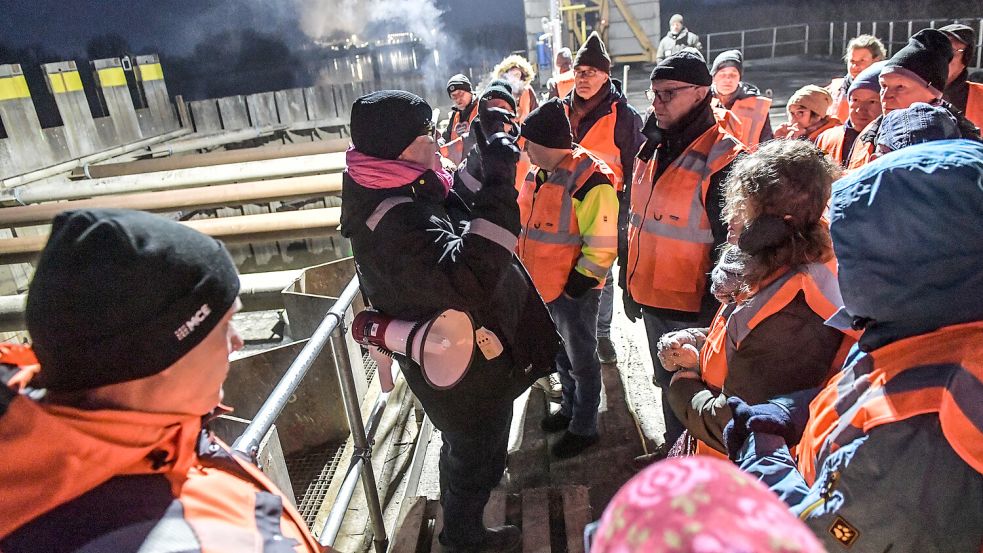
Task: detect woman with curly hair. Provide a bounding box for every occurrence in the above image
[492,54,539,123]
[658,139,857,457]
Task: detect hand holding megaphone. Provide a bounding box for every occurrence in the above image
[351,309,476,393]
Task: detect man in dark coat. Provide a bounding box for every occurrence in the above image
[340,91,560,553]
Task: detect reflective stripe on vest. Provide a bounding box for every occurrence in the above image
[729,96,772,146]
[626,124,745,312]
[816,125,847,166]
[699,260,849,392]
[796,321,983,485]
[965,81,983,130]
[517,149,612,302]
[556,71,575,99]
[565,102,624,190]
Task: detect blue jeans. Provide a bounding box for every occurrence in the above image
[642,310,701,447]
[548,289,602,436]
[596,270,614,338]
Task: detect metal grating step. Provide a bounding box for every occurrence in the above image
[285,441,347,527]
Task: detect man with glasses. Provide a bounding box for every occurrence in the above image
[623,50,746,457]
[341,91,561,552]
[562,31,643,366]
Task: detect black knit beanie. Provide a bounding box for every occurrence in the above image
[521,98,573,149]
[446,73,473,95]
[350,90,433,160]
[481,78,518,112]
[939,24,976,66]
[711,49,743,77]
[883,29,953,94]
[26,209,240,392]
[650,49,712,86]
[574,31,611,73]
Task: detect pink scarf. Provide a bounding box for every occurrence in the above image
[346,147,453,197]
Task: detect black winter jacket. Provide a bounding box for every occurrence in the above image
[340,167,561,433]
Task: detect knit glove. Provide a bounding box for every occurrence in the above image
[723,390,817,460]
[623,292,642,322]
[472,98,519,188]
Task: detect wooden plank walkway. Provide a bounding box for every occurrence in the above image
[390,486,591,553]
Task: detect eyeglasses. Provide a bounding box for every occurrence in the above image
[646,85,698,103]
[574,68,599,79]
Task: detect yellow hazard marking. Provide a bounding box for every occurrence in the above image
[139,62,164,81]
[97,67,127,87]
[0,75,31,101]
[48,71,84,94]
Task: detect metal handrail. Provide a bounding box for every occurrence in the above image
[231,275,390,553]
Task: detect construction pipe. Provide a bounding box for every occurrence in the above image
[145,125,287,158]
[3,152,348,205]
[0,269,303,332]
[0,174,343,227]
[74,138,352,179]
[0,128,190,190]
[0,207,342,265]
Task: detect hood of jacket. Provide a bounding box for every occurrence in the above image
[828,139,983,351]
[0,392,201,538]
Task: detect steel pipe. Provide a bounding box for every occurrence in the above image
[0,207,342,265]
[0,128,190,189]
[0,174,342,227]
[144,126,286,158]
[4,152,347,205]
[76,139,351,179]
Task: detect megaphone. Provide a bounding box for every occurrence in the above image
[351,309,476,393]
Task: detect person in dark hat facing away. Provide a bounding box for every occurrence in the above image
[518,99,619,458]
[564,31,644,366]
[709,49,774,146]
[624,49,746,458]
[340,91,561,552]
[0,209,329,553]
[846,28,981,171]
[440,73,478,165]
[939,23,983,128]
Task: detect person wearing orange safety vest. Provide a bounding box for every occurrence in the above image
[774,85,840,144]
[439,74,479,166]
[825,35,886,124]
[816,62,884,167]
[518,99,619,460]
[624,50,746,452]
[726,140,983,553]
[709,49,774,146]
[547,47,575,100]
[0,209,329,553]
[658,141,855,458]
[562,31,643,366]
[493,54,539,123]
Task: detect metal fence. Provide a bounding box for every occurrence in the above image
[704,17,983,69]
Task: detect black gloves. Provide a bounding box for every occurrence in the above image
[563,269,599,299]
[472,98,520,188]
[623,292,642,322]
[636,114,664,162]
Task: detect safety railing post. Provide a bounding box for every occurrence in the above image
[804,24,809,55]
[741,30,746,54]
[706,34,711,60]
[872,21,877,40]
[888,21,895,57]
[842,22,847,56]
[328,323,388,553]
[828,22,834,57]
[978,19,983,68]
[771,26,778,58]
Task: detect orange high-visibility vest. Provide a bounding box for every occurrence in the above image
[816,124,848,166]
[626,124,745,312]
[965,81,983,130]
[555,71,575,99]
[693,260,857,457]
[517,148,615,302]
[796,321,983,485]
[845,118,877,171]
[565,102,625,190]
[517,86,536,123]
[439,105,478,165]
[714,95,773,146]
[806,117,840,144]
[827,77,850,123]
[712,105,744,146]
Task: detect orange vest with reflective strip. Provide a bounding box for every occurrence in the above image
[712,106,743,146]
[796,321,983,485]
[845,119,877,171]
[714,95,773,146]
[965,81,983,130]
[518,86,535,123]
[439,105,478,164]
[555,71,575,99]
[816,125,848,166]
[694,260,857,458]
[517,148,614,302]
[626,124,745,312]
[827,78,850,124]
[806,117,840,144]
[565,102,625,190]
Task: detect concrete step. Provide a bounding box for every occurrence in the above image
[391,485,591,553]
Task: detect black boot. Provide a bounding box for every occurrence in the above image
[551,431,599,458]
[540,411,572,433]
[439,525,521,552]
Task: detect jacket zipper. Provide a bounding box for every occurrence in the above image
[799,469,840,520]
